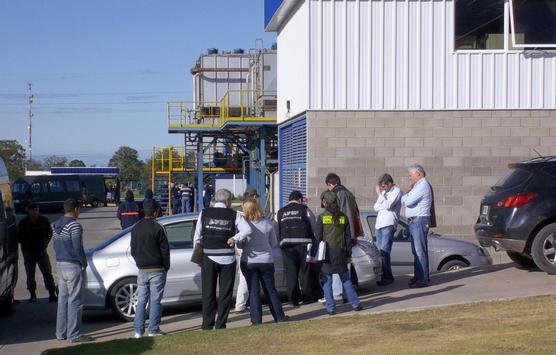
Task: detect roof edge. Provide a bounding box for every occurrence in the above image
[265,0,302,32]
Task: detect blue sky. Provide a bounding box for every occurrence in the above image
[0,1,275,165]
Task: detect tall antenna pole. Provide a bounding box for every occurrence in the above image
[27,82,34,166]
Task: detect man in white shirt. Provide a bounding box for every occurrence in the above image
[373,173,402,286]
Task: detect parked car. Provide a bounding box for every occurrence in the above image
[0,158,17,315]
[12,174,106,211]
[84,213,382,321]
[475,156,556,274]
[361,210,492,275]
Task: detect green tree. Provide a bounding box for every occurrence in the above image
[43,155,68,169]
[109,146,145,181]
[68,159,86,167]
[26,159,43,171]
[0,140,25,180]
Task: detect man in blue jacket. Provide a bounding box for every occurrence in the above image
[117,190,140,229]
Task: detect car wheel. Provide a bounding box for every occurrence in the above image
[439,259,469,272]
[506,251,537,269]
[91,199,99,208]
[109,277,140,322]
[531,223,556,275]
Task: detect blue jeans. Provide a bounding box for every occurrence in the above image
[56,262,85,341]
[376,225,395,281]
[409,217,430,284]
[134,270,167,335]
[240,262,285,325]
[321,270,360,313]
[181,196,191,213]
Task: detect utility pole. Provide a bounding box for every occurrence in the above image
[27,82,34,171]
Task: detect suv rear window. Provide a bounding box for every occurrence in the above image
[493,168,531,189]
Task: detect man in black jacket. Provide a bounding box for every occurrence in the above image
[276,190,320,306]
[130,201,170,338]
[17,203,57,302]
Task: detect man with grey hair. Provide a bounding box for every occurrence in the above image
[193,188,251,330]
[401,164,433,288]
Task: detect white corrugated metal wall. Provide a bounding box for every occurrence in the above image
[305,0,556,113]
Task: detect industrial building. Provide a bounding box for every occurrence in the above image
[153,45,278,214]
[266,0,556,235]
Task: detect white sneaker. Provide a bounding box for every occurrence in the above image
[333,295,344,302]
[134,333,142,339]
[318,298,326,303]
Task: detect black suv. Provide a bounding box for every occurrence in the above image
[475,156,556,274]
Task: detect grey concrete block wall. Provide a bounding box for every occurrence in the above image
[305,110,556,236]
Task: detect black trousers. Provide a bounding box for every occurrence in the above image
[201,256,236,330]
[22,251,56,293]
[281,244,322,305]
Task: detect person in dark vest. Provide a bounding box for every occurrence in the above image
[17,203,57,302]
[312,191,362,316]
[170,183,181,215]
[193,188,251,330]
[116,190,140,229]
[276,190,320,306]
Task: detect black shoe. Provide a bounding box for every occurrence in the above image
[376,279,394,286]
[68,334,94,343]
[408,277,416,286]
[29,291,37,303]
[409,282,429,289]
[12,299,20,304]
[327,310,336,316]
[353,305,363,312]
[49,295,58,303]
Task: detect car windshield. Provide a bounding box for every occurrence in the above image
[88,227,131,252]
[492,168,530,190]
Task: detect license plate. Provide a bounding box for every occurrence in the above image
[481,205,490,216]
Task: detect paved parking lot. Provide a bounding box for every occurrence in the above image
[1,207,555,354]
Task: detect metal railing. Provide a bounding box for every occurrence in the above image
[168,90,277,129]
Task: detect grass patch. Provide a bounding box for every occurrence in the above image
[46,296,555,355]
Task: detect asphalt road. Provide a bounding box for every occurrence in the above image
[1,207,555,354]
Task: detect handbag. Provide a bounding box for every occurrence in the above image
[190,242,204,267]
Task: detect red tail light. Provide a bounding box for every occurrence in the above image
[497,192,538,208]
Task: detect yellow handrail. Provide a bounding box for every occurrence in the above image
[168,90,277,129]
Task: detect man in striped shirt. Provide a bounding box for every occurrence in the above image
[52,198,92,343]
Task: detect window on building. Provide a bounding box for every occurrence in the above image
[510,0,556,48]
[455,0,505,50]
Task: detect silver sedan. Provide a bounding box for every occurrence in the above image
[360,211,492,275]
[84,213,382,321]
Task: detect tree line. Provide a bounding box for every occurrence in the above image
[0,140,150,182]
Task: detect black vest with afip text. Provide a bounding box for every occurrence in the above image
[277,202,314,247]
[201,207,237,255]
